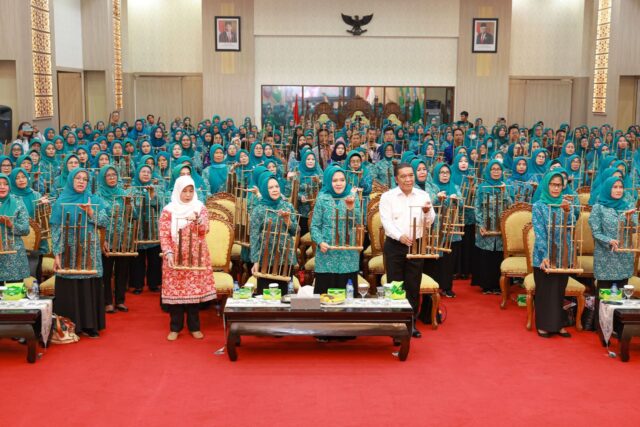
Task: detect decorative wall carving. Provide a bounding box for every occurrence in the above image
[31,0,53,118]
[592,0,611,114]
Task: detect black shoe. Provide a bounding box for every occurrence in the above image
[482,289,492,295]
[492,289,502,295]
[412,329,422,338]
[105,305,116,314]
[444,290,456,298]
[82,330,100,338]
[537,330,551,338]
[116,304,129,312]
[132,289,142,295]
[558,331,572,338]
[150,288,161,293]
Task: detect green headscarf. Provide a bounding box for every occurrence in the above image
[321,166,351,199]
[50,168,92,226]
[0,173,20,216]
[537,171,565,205]
[432,162,457,195]
[257,174,281,208]
[96,165,126,201]
[597,176,629,210]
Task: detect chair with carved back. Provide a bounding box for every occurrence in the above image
[205,212,235,302]
[206,201,234,224]
[522,223,585,331]
[499,203,532,308]
[383,102,405,124]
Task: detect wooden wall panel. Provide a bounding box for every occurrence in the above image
[523,80,572,130]
[0,60,18,141]
[617,76,637,130]
[181,76,203,122]
[507,79,526,125]
[456,0,511,122]
[571,77,589,126]
[134,76,183,122]
[202,0,254,122]
[84,70,107,124]
[57,71,84,127]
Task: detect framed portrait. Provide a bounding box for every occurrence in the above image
[472,18,498,53]
[215,16,241,52]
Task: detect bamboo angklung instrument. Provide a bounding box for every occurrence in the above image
[0,216,17,254]
[616,210,640,252]
[63,212,71,269]
[254,210,299,281]
[550,211,557,268]
[545,203,583,274]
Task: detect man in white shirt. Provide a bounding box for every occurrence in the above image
[379,163,435,338]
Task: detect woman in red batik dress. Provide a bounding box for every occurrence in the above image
[159,175,216,341]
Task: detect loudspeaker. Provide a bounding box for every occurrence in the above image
[0,105,12,143]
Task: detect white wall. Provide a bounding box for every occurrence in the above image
[510,0,587,77]
[53,0,84,69]
[126,0,202,73]
[254,0,460,120]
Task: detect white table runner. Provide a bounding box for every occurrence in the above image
[599,300,640,344]
[0,299,53,347]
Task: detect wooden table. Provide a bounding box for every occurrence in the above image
[0,309,42,363]
[598,307,640,362]
[223,300,413,361]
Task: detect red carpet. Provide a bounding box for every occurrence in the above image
[1,281,639,426]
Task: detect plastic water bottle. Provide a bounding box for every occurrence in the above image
[611,283,619,298]
[346,279,354,301]
[28,280,39,300]
[288,279,294,295]
[233,281,240,292]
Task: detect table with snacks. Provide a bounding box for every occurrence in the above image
[223,292,414,361]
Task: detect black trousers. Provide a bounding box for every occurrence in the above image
[314,272,359,294]
[457,224,475,276]
[533,267,568,332]
[384,238,423,313]
[129,246,162,290]
[475,248,503,291]
[169,304,200,332]
[103,255,129,306]
[434,251,455,291]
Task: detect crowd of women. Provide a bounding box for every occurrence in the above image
[1,112,638,340]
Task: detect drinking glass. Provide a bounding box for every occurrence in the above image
[358,283,369,302]
[27,286,38,300]
[376,287,385,305]
[623,285,635,300]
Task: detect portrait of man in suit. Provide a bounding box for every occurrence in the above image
[472,19,498,53]
[476,23,493,45]
[215,17,241,51]
[218,21,237,43]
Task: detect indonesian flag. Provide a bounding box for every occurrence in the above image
[293,94,300,125]
[365,87,375,105]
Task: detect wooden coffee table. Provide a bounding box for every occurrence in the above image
[223,299,414,361]
[0,309,42,363]
[598,308,640,362]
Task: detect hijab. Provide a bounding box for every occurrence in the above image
[257,174,282,208]
[331,141,347,162]
[0,174,19,217]
[96,165,126,201]
[528,148,549,176]
[163,175,204,241]
[432,162,457,195]
[321,166,351,199]
[450,153,470,186]
[597,177,629,210]
[206,144,227,193]
[50,168,92,226]
[298,151,319,181]
[510,157,530,182]
[537,171,565,205]
[8,168,36,217]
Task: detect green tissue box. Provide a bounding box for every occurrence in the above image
[390,281,406,300]
[517,294,526,307]
[599,288,622,301]
[263,288,282,300]
[3,282,26,300]
[328,288,346,298]
[233,288,252,299]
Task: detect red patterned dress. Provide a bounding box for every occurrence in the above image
[159,206,216,304]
